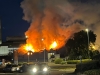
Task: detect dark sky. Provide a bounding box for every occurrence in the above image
[0,0,29,41]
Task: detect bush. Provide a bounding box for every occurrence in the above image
[54,58,63,64]
[75,60,100,73]
[92,54,100,60]
[84,69,100,75]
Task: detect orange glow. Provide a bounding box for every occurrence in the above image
[25,35,28,38]
[50,41,57,49]
[18,44,28,54]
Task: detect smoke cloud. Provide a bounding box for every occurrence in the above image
[21,0,100,51]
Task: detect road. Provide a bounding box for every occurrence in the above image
[0,63,76,75]
[0,69,75,75]
[0,70,67,75]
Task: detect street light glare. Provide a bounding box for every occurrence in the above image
[41,38,44,41]
[27,52,30,55]
[85,28,89,32]
[92,46,95,49]
[25,35,28,38]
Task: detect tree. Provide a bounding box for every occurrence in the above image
[65,30,96,59]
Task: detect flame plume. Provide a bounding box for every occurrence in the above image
[19,0,81,53]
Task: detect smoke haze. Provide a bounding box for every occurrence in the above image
[21,0,100,51]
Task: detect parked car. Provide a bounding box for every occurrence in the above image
[3,64,19,72]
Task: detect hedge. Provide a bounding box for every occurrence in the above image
[75,60,100,73]
[84,69,100,75]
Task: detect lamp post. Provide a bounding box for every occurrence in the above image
[27,51,32,63]
[27,52,29,63]
[85,28,90,59]
[41,38,45,62]
[44,49,45,62]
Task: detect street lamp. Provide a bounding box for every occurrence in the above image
[25,43,34,63]
[27,51,33,63]
[85,28,90,59]
[41,38,45,62]
[27,52,29,63]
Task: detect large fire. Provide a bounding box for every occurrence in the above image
[23,40,58,53]
[19,0,81,54]
[18,40,58,54]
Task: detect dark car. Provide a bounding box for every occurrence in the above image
[3,64,12,72]
[29,63,51,75]
[19,64,29,73]
[3,64,19,72]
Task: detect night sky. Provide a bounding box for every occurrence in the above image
[0,0,29,41]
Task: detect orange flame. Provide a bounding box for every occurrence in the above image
[19,0,82,54]
[24,44,34,52]
[50,41,57,49]
[18,6,80,54]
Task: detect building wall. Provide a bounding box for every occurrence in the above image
[0,46,9,56]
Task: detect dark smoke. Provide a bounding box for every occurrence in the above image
[21,0,100,49]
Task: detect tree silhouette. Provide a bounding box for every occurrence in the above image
[65,30,96,59]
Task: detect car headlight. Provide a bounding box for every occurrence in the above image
[17,67,19,70]
[43,67,48,71]
[33,68,37,72]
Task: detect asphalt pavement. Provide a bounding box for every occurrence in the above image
[0,63,76,75]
